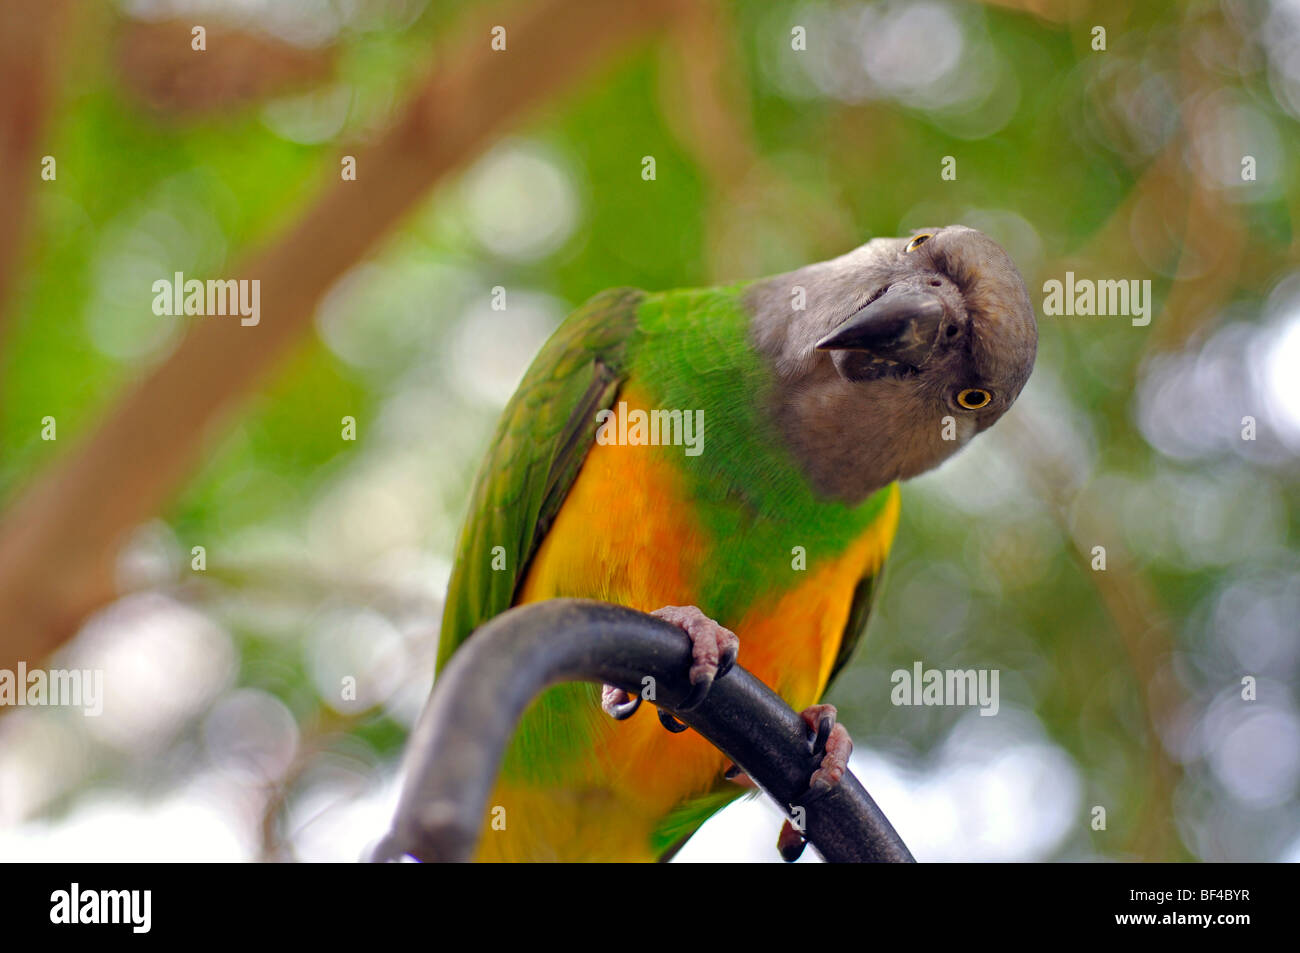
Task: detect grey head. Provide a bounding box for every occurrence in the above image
[747,225,1037,503]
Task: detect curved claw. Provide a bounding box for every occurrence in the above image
[811,713,832,754]
[717,644,738,681]
[657,708,690,733]
[608,694,642,721]
[602,684,645,721]
[798,704,852,796]
[677,675,713,713]
[778,819,807,863]
[677,643,736,712]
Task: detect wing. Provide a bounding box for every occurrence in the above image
[435,287,645,672]
[824,554,892,692]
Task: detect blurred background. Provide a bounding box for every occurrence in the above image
[0,0,1297,862]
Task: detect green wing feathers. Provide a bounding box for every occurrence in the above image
[436,287,645,672]
[826,559,890,692]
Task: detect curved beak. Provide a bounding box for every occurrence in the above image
[815,287,946,368]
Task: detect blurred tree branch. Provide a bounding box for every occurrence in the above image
[258,705,358,862]
[116,19,337,116]
[0,0,71,343]
[658,0,859,280]
[0,0,681,681]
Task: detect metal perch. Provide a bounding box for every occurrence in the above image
[374,598,915,863]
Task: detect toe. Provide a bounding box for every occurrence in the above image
[799,703,852,794]
[601,684,642,720]
[809,723,853,793]
[799,703,838,750]
[651,604,739,694]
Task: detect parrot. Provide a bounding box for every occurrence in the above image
[435,225,1037,862]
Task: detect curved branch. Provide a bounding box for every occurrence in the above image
[375,599,915,864]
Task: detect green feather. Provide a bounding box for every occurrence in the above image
[437,286,644,671]
[625,285,893,626]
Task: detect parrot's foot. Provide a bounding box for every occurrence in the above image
[601,684,641,720]
[651,604,738,712]
[601,606,736,730]
[800,703,853,794]
[776,704,855,863]
[598,690,697,730]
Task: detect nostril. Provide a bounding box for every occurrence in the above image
[929,280,942,288]
[946,325,958,337]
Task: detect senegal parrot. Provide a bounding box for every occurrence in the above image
[436,225,1037,861]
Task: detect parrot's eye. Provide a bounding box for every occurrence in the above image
[956,388,992,410]
[906,234,932,251]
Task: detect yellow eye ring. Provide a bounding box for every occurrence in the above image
[906,234,932,251]
[956,388,992,410]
